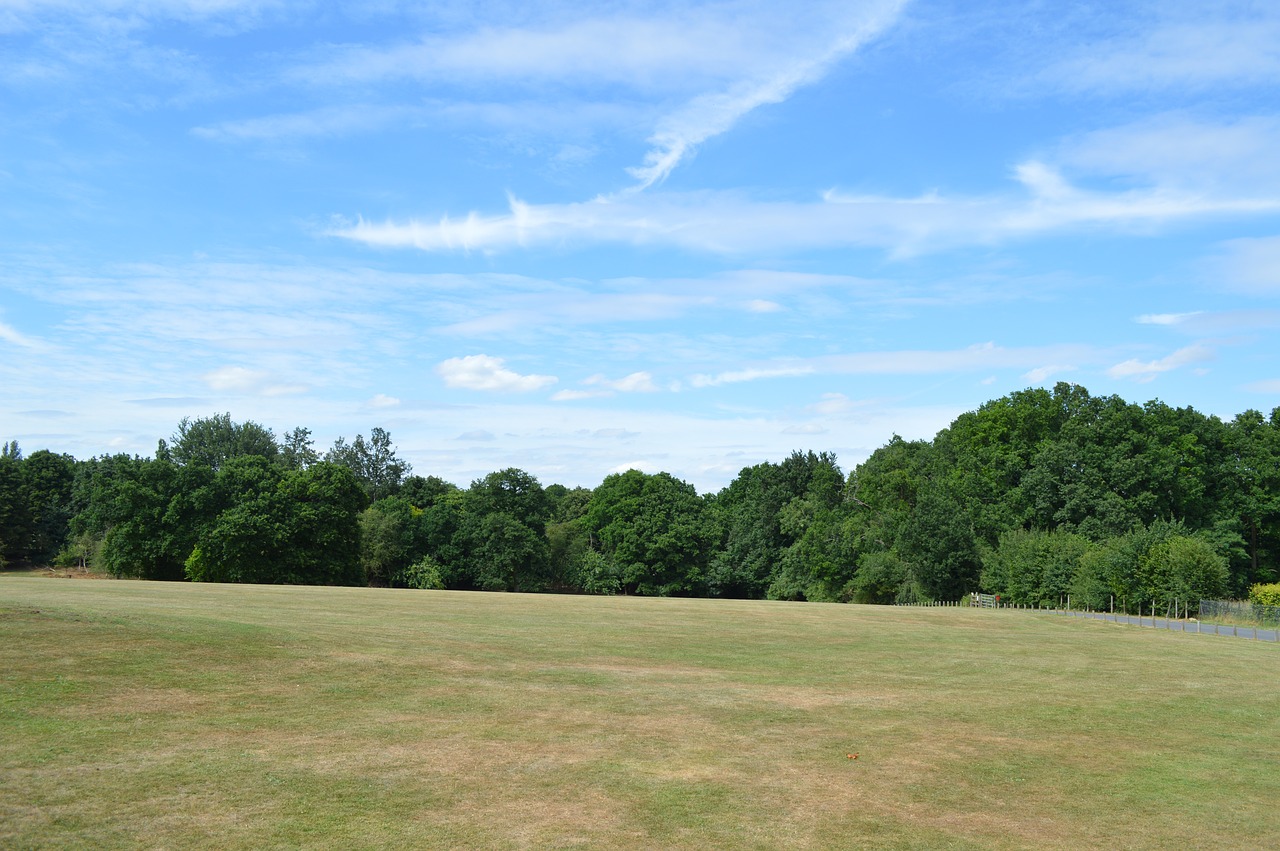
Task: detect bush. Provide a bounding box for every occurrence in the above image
[53,532,101,570]
[401,555,446,590]
[850,551,908,604]
[1249,582,1280,608]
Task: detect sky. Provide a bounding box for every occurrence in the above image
[2,0,1279,493]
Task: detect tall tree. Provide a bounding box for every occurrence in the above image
[165,413,279,471]
[280,427,319,471]
[326,428,409,501]
[586,470,713,596]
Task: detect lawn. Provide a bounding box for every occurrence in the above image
[2,575,1277,849]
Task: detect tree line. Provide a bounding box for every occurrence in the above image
[2,384,1278,609]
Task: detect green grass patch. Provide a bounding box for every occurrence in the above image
[2,577,1278,849]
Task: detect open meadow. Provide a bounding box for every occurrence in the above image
[2,575,1278,849]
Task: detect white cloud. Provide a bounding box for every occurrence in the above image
[555,371,661,400]
[783,423,828,435]
[551,389,609,402]
[202,365,266,392]
[1022,364,1074,383]
[368,393,400,408]
[297,4,903,93]
[690,366,814,388]
[1106,345,1214,383]
[585,371,659,393]
[593,428,638,440]
[625,2,903,188]
[201,365,306,396]
[1136,312,1201,326]
[607,460,661,475]
[197,365,307,399]
[809,392,857,415]
[1245,379,1280,393]
[335,156,1280,257]
[436,354,557,392]
[685,343,1111,389]
[746,299,782,313]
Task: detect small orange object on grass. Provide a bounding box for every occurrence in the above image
[846,753,859,760]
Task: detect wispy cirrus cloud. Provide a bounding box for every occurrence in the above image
[334,157,1280,257]
[0,317,47,350]
[690,342,1110,388]
[193,104,415,142]
[1039,12,1280,94]
[624,1,904,188]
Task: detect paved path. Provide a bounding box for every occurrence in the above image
[1050,609,1279,642]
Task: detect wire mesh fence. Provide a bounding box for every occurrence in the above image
[896,596,1280,642]
[1199,599,1280,626]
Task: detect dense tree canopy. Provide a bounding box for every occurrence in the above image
[4,386,1279,609]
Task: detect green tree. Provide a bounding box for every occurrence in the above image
[586,469,713,596]
[980,529,1090,606]
[461,511,551,592]
[326,428,409,501]
[280,427,319,471]
[185,458,364,586]
[76,455,188,580]
[166,413,279,471]
[0,447,29,564]
[710,451,843,599]
[358,496,421,586]
[465,468,551,535]
[400,475,460,510]
[20,449,76,564]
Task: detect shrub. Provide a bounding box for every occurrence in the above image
[1249,582,1280,608]
[401,555,446,590]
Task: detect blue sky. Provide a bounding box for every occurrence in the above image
[3,0,1279,491]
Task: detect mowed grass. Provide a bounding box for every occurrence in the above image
[2,577,1278,850]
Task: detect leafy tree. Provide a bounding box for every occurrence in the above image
[76,455,188,580]
[20,450,76,564]
[460,511,551,592]
[465,468,551,535]
[980,529,1090,606]
[1217,409,1280,592]
[849,550,910,603]
[185,458,364,585]
[1137,535,1228,606]
[326,428,409,501]
[400,475,460,510]
[710,451,843,599]
[895,485,981,601]
[277,462,365,586]
[586,469,713,596]
[358,496,422,586]
[165,413,279,471]
[0,448,29,564]
[280,426,319,471]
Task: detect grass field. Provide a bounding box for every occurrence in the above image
[2,575,1278,849]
